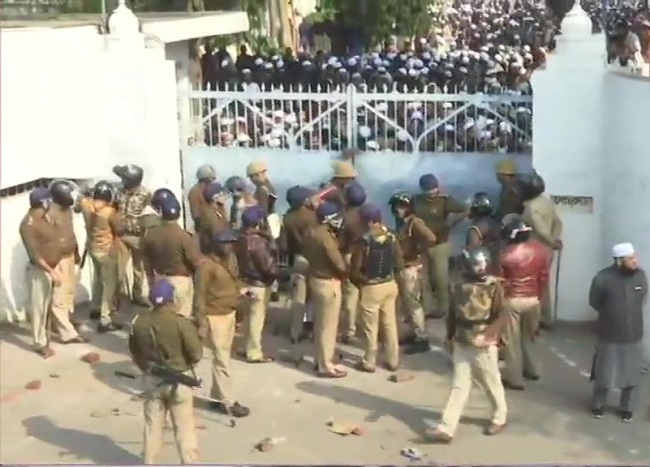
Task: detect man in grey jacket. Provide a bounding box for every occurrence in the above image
[588,242,647,422]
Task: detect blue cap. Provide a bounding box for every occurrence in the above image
[316,201,339,221]
[203,182,226,202]
[29,187,52,207]
[286,185,314,207]
[149,279,175,306]
[345,182,367,207]
[419,173,439,191]
[225,175,247,193]
[213,229,239,243]
[359,203,382,223]
[241,205,267,227]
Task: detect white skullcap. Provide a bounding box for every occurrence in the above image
[612,243,634,258]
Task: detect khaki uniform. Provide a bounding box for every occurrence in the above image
[117,185,152,303]
[414,194,466,314]
[349,226,405,370]
[522,195,562,325]
[501,297,541,386]
[340,206,365,339]
[48,203,80,322]
[279,206,319,340]
[19,209,79,348]
[194,254,243,405]
[496,185,524,221]
[253,180,277,214]
[303,224,347,373]
[439,275,508,437]
[82,200,127,325]
[187,182,210,231]
[396,215,437,338]
[197,205,230,255]
[142,222,203,319]
[128,303,203,464]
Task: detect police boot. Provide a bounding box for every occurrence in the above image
[403,338,430,355]
[210,401,250,418]
[89,309,101,320]
[97,322,123,334]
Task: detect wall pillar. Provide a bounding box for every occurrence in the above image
[530,3,606,321]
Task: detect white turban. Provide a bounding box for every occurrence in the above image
[612,243,634,258]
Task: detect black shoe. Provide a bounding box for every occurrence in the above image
[591,408,604,419]
[403,339,430,355]
[399,335,417,346]
[501,380,525,391]
[97,323,122,334]
[63,335,88,344]
[89,310,101,320]
[210,401,250,418]
[524,373,540,381]
[620,411,633,422]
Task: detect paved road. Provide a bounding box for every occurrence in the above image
[0,304,648,465]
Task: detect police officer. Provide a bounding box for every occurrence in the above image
[427,247,508,444]
[113,164,152,307]
[339,182,367,344]
[495,159,524,221]
[195,230,251,418]
[196,181,230,255]
[302,201,348,378]
[349,204,404,372]
[147,188,174,232]
[235,206,281,363]
[311,161,358,209]
[246,160,277,214]
[225,175,256,229]
[466,192,502,274]
[128,278,203,464]
[20,188,82,357]
[187,164,217,231]
[85,181,127,333]
[499,217,551,390]
[278,185,319,343]
[517,171,563,328]
[414,173,467,318]
[142,193,203,319]
[48,179,86,335]
[388,192,437,354]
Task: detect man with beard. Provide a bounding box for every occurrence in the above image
[588,243,647,422]
[246,160,277,215]
[517,171,563,329]
[466,192,502,274]
[499,217,550,390]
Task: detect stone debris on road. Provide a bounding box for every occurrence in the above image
[48,373,60,379]
[400,447,424,461]
[80,352,101,364]
[327,420,366,436]
[89,407,136,418]
[254,437,286,452]
[388,370,416,383]
[24,380,42,390]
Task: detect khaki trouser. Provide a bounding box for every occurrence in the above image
[359,280,400,369]
[121,235,148,302]
[242,285,271,360]
[502,296,541,386]
[90,250,119,326]
[142,375,198,464]
[310,277,342,373]
[90,254,102,312]
[289,272,308,341]
[341,253,360,338]
[206,312,236,405]
[28,264,78,348]
[164,276,194,319]
[438,343,508,437]
[541,250,556,326]
[425,242,452,314]
[399,265,427,338]
[54,254,77,317]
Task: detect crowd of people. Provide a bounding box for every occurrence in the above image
[18,159,647,462]
[193,0,551,153]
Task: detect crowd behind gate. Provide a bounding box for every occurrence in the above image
[18,156,647,462]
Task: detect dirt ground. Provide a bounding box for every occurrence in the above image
[0,302,648,465]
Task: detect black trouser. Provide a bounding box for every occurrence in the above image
[591,385,638,412]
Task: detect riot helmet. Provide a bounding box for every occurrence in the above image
[196,164,216,182]
[225,176,247,196]
[29,187,53,210]
[286,185,313,209]
[152,188,177,210]
[469,192,493,218]
[211,229,239,256]
[157,196,182,221]
[461,247,491,279]
[345,182,367,207]
[388,192,414,218]
[515,171,545,202]
[92,180,117,204]
[241,205,267,228]
[501,217,532,243]
[112,164,144,190]
[316,201,344,231]
[203,182,227,203]
[48,179,80,208]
